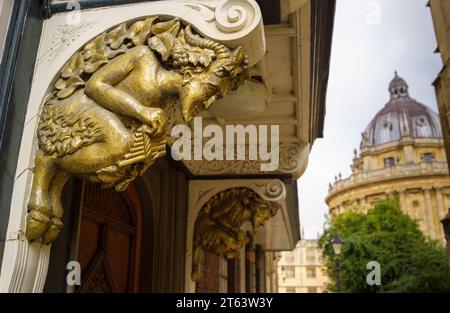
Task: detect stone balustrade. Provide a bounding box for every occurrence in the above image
[330,161,449,193]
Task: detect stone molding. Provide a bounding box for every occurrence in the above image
[182,142,310,178]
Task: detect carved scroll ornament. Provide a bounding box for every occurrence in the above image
[191,187,281,281]
[25,16,250,244]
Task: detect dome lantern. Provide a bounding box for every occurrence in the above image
[389,71,409,100]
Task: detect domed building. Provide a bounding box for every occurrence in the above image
[326,72,450,241]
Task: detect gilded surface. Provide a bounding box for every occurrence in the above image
[26,17,249,244]
[192,187,281,281]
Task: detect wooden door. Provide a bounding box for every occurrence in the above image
[76,181,142,293]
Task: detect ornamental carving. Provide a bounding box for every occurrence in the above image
[191,187,281,281]
[183,143,304,175]
[26,17,249,244]
[182,0,257,33]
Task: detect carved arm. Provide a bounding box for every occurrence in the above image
[85,46,160,127]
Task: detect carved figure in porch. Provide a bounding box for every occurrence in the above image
[26,17,249,244]
[191,187,281,281]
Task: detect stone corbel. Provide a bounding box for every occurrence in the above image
[182,142,311,178]
[0,0,266,293]
[188,179,286,281]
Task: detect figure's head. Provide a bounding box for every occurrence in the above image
[178,26,250,123]
[251,200,280,230]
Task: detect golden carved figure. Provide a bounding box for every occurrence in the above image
[26,17,249,244]
[192,188,281,281]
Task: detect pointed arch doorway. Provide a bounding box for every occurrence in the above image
[75,181,143,293]
[44,158,188,292]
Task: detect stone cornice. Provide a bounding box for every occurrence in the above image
[181,142,310,178]
[360,137,444,157]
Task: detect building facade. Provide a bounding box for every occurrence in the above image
[277,240,329,293]
[429,0,450,267]
[326,73,449,241]
[0,0,335,292]
[429,0,450,171]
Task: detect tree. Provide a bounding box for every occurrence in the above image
[319,199,450,292]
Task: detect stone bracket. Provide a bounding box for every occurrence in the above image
[186,179,286,286]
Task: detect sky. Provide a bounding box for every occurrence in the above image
[298,0,443,239]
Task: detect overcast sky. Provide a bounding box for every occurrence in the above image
[298,0,443,239]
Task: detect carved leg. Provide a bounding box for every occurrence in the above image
[191,246,205,282]
[42,170,71,244]
[26,150,56,242]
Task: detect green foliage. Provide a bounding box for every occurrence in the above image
[320,199,450,292]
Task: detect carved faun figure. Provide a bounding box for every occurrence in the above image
[26,17,249,244]
[191,188,280,281]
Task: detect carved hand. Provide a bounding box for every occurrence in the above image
[140,107,166,136]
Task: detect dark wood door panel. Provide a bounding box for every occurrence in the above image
[77,182,142,293]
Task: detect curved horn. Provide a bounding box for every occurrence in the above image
[184,25,230,59]
[231,47,248,66]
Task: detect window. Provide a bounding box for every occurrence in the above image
[306,247,315,262]
[286,287,296,293]
[383,121,393,131]
[416,117,426,127]
[286,254,295,263]
[384,157,396,168]
[422,153,434,163]
[307,287,318,293]
[306,266,316,278]
[285,267,295,278]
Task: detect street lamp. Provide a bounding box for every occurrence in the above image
[331,234,344,292]
[331,235,344,256]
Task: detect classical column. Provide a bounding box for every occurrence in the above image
[358,196,367,212]
[402,145,415,164]
[423,188,437,239]
[435,187,446,217]
[434,187,446,241]
[398,189,408,215]
[240,247,246,292]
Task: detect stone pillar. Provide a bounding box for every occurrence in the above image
[359,197,367,212]
[435,187,446,217]
[424,188,437,239]
[398,189,408,215]
[240,247,246,292]
[434,188,446,241]
[403,145,415,164]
